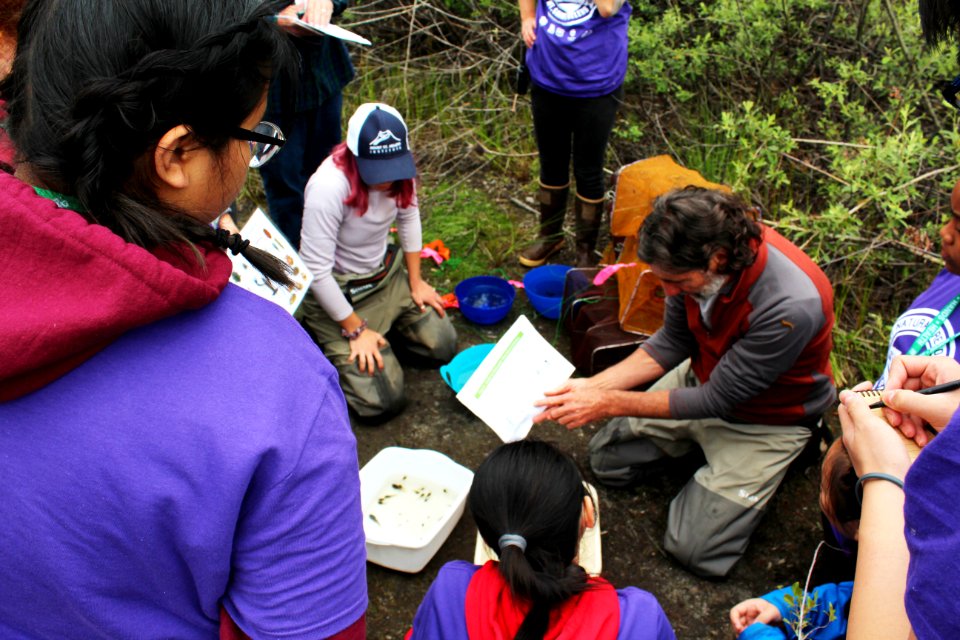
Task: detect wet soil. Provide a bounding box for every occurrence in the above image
[355,290,832,640]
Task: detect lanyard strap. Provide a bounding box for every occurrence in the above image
[33,186,85,213]
[918,329,960,357]
[906,293,960,356]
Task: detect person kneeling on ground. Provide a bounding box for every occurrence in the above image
[298,103,457,422]
[406,439,676,640]
[534,187,836,577]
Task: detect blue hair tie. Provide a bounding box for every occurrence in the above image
[498,533,527,554]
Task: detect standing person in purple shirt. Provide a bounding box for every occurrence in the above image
[0,1,366,638]
[517,0,631,268]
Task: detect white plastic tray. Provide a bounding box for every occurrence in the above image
[360,447,473,573]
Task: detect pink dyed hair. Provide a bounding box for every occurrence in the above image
[329,142,417,216]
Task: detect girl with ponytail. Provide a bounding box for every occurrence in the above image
[406,440,676,640]
[0,1,366,638]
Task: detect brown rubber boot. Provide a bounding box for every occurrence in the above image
[519,183,568,267]
[574,195,603,268]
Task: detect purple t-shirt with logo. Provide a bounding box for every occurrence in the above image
[525,0,632,98]
[876,269,960,388]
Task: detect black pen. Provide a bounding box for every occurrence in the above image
[868,378,960,409]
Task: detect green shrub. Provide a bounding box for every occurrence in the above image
[339,0,959,383]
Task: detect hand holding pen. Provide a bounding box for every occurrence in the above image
[871,355,960,443]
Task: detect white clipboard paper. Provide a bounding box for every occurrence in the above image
[278,15,372,45]
[473,483,602,575]
[227,208,314,315]
[456,315,575,442]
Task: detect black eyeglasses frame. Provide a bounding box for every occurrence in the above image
[231,126,286,148]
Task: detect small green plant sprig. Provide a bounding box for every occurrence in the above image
[781,541,837,640]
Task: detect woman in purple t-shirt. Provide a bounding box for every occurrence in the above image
[0,1,367,638]
[837,355,960,639]
[407,440,676,639]
[517,0,631,268]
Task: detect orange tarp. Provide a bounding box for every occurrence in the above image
[610,156,729,335]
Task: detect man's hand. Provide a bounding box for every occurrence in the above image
[729,598,781,635]
[533,378,608,429]
[348,329,387,375]
[881,355,960,440]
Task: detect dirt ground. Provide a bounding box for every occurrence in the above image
[353,269,836,640]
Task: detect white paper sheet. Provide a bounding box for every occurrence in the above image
[472,483,602,575]
[456,315,575,442]
[277,15,372,45]
[316,22,371,45]
[227,208,314,315]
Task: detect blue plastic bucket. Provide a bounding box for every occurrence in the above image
[523,264,572,320]
[455,276,515,325]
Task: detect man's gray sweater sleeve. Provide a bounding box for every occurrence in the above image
[639,294,698,372]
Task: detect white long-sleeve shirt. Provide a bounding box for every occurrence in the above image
[300,156,422,321]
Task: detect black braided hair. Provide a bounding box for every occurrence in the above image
[469,440,592,640]
[638,186,762,275]
[4,0,295,287]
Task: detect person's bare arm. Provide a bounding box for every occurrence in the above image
[589,342,668,391]
[838,390,912,640]
[593,0,626,18]
[519,0,537,47]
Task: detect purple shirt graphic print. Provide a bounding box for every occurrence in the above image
[877,269,960,388]
[525,0,631,98]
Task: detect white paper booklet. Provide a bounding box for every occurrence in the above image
[227,208,314,315]
[456,315,575,442]
[278,16,372,45]
[473,483,602,575]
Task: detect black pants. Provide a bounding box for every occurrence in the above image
[530,83,623,200]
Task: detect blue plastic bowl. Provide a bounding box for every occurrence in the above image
[455,276,515,325]
[523,264,573,320]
